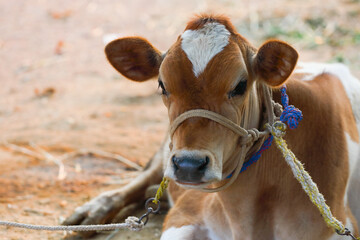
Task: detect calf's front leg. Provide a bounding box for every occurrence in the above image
[63,137,167,237]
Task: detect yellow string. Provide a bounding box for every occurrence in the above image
[268,122,360,239]
[153,177,170,204]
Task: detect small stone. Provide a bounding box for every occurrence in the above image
[59,200,68,208]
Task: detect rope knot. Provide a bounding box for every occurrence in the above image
[279,85,303,129]
[125,216,144,231]
[267,121,287,138]
[273,101,283,118]
[280,105,303,129]
[247,128,260,141]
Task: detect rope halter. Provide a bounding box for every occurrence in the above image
[168,85,277,192]
[170,109,268,144]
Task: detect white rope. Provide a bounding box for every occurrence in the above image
[0,216,144,232]
[267,122,350,236]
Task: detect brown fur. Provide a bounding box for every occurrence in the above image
[105,37,162,81]
[255,40,299,87]
[105,15,359,239]
[185,14,237,34]
[162,76,359,239]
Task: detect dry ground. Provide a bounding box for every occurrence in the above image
[0,0,359,239]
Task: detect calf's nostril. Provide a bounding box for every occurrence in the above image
[172,155,179,170]
[198,156,210,171]
[171,154,210,183]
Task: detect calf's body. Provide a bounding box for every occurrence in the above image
[162,66,360,239]
[65,15,360,239]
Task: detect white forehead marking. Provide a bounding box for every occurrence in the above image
[181,22,231,77]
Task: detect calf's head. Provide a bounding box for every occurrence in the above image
[105,15,298,188]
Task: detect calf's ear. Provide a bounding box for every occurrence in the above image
[105,37,163,81]
[254,40,298,87]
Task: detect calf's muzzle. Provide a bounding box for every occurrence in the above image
[172,154,210,183]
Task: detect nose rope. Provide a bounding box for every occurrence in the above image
[247,129,261,142]
[170,109,251,139]
[169,84,275,143]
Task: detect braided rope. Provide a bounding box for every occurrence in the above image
[153,177,170,204]
[239,135,273,173]
[273,87,360,238]
[169,109,269,144]
[0,216,144,232]
[267,122,359,239]
[280,85,303,129]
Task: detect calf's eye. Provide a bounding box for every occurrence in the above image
[158,79,168,96]
[228,80,247,98]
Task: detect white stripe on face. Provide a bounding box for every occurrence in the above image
[181,22,230,77]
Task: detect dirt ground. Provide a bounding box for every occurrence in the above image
[0,0,359,239]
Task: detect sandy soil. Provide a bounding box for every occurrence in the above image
[0,0,359,239]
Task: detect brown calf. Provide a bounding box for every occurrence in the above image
[66,15,360,239]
